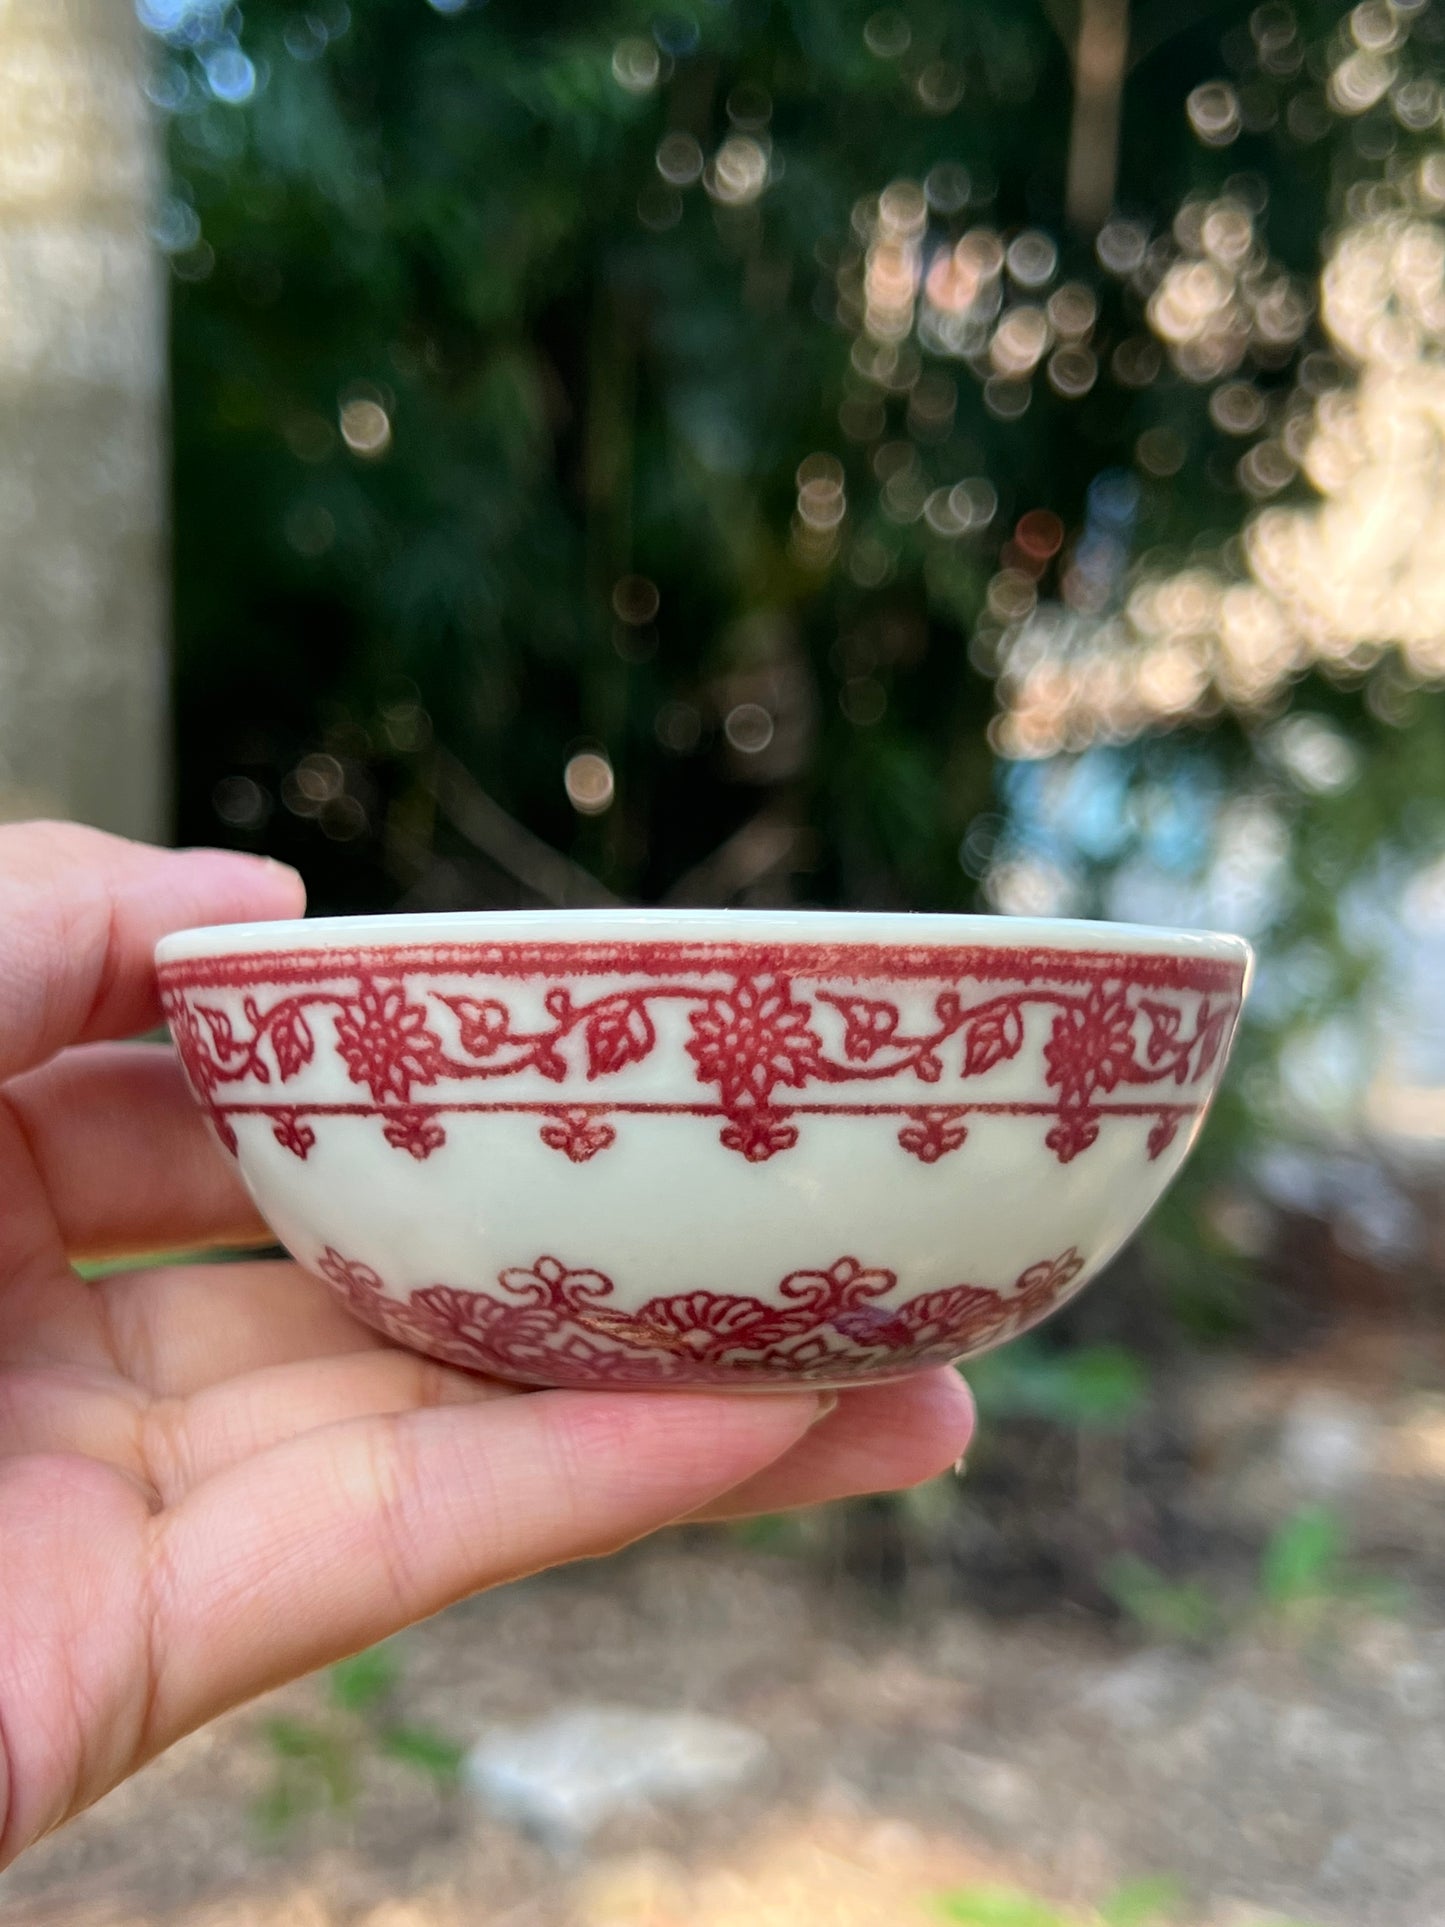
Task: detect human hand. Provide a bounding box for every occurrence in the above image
[0,824,972,1864]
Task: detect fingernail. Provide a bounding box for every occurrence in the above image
[809,1393,840,1429]
[952,1453,969,1479]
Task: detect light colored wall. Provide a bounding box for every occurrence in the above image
[0,0,168,839]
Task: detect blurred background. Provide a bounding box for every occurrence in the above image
[2,0,1445,1922]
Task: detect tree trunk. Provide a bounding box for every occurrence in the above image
[0,0,168,839]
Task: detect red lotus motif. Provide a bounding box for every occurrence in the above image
[687,976,824,1108]
[311,1241,1091,1387]
[334,980,444,1105]
[1042,984,1141,1105]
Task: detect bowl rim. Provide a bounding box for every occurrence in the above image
[156,908,1253,970]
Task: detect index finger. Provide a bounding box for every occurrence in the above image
[0,822,305,1083]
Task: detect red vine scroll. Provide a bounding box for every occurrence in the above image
[160,939,1243,1170]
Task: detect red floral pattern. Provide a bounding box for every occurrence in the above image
[1043,985,1140,1104]
[271,1109,317,1159]
[381,1107,448,1160]
[720,1106,799,1162]
[159,940,1243,1173]
[314,1241,1091,1387]
[539,1108,617,1162]
[896,1108,970,1164]
[333,980,444,1104]
[686,976,824,1102]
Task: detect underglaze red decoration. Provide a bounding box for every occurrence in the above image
[270,1108,316,1159]
[314,1241,1089,1385]
[539,1107,617,1162]
[897,1107,970,1163]
[159,940,1243,1172]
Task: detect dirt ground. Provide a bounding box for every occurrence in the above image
[4,1329,1444,1927]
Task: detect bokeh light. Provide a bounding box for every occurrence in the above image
[994,196,1445,758]
[563,751,615,815]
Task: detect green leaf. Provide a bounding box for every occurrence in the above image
[967,1342,1150,1431]
[1101,1555,1221,1645]
[263,1716,331,1760]
[328,1642,400,1712]
[731,1512,808,1552]
[260,1720,355,1809]
[1100,1874,1185,1925]
[1259,1506,1343,1608]
[253,1771,313,1837]
[380,1724,466,1784]
[932,1888,1064,1926]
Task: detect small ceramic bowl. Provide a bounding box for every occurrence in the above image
[157,911,1251,1390]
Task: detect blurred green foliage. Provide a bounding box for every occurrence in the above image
[930,1872,1328,1924]
[1257,1500,1409,1626]
[1101,1551,1225,1645]
[966,1337,1150,1430]
[156,0,1445,928]
[1103,1501,1407,1646]
[256,1639,463,1835]
[931,1873,1186,1926]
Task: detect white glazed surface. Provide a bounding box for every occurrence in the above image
[157,912,1251,1389]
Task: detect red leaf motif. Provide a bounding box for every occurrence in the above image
[719,1107,798,1162]
[584,998,656,1078]
[1139,999,1183,1065]
[198,1007,236,1060]
[272,1109,316,1159]
[822,995,899,1062]
[1045,1112,1100,1163]
[1147,1112,1182,1160]
[897,1108,969,1163]
[382,1108,446,1159]
[1194,1000,1231,1080]
[539,1109,616,1162]
[167,1000,219,1095]
[271,1005,314,1081]
[962,1001,1025,1077]
[446,996,512,1059]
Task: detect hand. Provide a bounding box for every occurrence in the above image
[0,823,972,1863]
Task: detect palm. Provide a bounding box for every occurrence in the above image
[0,827,972,1866]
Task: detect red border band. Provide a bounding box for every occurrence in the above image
[158,939,1247,995]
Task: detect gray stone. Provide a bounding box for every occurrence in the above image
[464,1705,770,1847]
